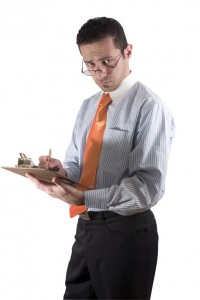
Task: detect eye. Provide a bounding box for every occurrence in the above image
[85,62,95,68]
[102,58,113,66]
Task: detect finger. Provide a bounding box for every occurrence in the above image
[26,173,40,184]
[38,157,48,168]
[63,183,78,194]
[52,177,77,195]
[53,182,66,193]
[26,173,51,190]
[52,177,74,190]
[49,166,60,172]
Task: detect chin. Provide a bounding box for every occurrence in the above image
[100,83,114,92]
[102,85,110,90]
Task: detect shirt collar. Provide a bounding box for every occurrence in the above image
[103,72,137,105]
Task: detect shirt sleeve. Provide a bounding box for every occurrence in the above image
[63,121,81,182]
[84,98,175,215]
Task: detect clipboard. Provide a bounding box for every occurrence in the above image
[1,152,89,191]
[1,166,88,191]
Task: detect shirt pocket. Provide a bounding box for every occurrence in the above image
[100,125,132,177]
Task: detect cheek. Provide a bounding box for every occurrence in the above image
[112,71,123,84]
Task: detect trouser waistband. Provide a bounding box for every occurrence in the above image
[79,211,120,220]
[79,210,152,221]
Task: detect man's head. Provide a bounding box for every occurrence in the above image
[77,17,132,92]
[76,17,128,52]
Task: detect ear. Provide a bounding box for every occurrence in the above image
[124,44,133,58]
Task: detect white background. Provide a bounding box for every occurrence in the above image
[0,1,199,299]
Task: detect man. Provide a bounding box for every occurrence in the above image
[27,17,175,299]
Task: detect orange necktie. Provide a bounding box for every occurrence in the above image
[69,93,112,218]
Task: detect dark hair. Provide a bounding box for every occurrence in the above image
[76,17,128,52]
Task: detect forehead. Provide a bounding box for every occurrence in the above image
[80,36,119,61]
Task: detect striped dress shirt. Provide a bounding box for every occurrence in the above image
[63,73,175,216]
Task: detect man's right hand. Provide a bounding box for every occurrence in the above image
[38,156,66,177]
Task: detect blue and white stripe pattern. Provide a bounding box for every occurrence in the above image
[63,80,175,216]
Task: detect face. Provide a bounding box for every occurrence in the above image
[80,36,132,92]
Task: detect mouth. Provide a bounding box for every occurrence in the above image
[99,80,111,85]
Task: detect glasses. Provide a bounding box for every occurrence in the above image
[81,52,122,76]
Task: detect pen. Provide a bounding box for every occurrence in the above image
[46,149,60,171]
[46,149,51,169]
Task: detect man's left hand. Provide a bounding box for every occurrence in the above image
[26,174,84,206]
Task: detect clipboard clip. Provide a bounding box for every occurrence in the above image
[17,153,36,168]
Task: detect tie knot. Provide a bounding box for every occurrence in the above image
[99,93,112,107]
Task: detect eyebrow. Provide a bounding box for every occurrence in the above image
[84,56,113,64]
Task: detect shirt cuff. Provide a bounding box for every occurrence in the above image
[84,189,108,210]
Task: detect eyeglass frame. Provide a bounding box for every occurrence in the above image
[81,52,123,76]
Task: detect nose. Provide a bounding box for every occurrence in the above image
[94,68,108,80]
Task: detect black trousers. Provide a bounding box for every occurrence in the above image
[63,210,158,300]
